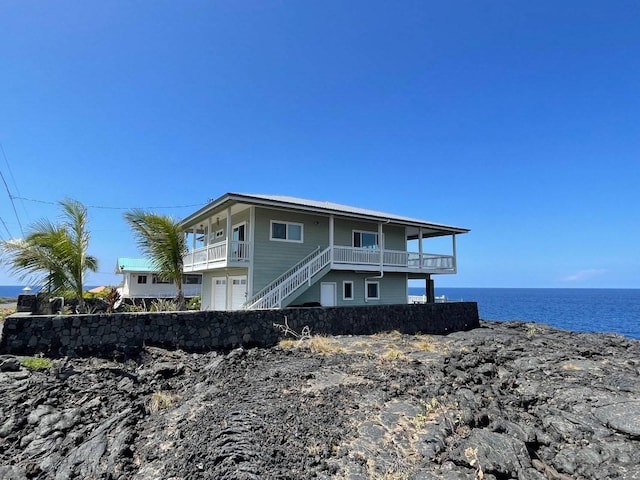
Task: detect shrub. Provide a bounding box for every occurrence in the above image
[21,356,53,370]
[187,296,201,310]
[148,391,180,413]
[150,299,178,312]
[0,307,16,321]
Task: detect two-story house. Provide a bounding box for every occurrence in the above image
[181,193,469,310]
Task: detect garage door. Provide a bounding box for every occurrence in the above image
[212,278,226,310]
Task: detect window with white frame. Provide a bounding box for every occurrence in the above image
[365,280,379,300]
[270,221,303,242]
[353,230,379,249]
[343,281,354,300]
[137,275,147,284]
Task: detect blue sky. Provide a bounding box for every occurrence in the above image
[1,1,638,288]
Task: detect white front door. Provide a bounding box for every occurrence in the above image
[320,282,336,307]
[230,276,248,310]
[212,278,227,310]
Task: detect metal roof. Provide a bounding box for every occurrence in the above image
[181,192,469,236]
[115,257,156,273]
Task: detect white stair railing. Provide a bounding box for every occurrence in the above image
[243,246,332,310]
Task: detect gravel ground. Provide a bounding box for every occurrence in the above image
[1,320,639,479]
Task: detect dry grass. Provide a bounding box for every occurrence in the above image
[278,335,344,355]
[0,307,16,322]
[381,349,408,362]
[307,335,344,354]
[148,391,180,413]
[410,338,438,352]
[561,363,582,371]
[278,338,298,349]
[372,330,403,340]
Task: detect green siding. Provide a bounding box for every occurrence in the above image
[199,207,251,244]
[333,219,406,250]
[291,271,408,307]
[252,207,330,293]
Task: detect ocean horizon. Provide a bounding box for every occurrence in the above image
[2,286,638,340]
[413,287,640,340]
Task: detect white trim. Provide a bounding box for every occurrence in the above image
[342,280,354,301]
[270,220,304,243]
[365,280,380,300]
[248,206,255,298]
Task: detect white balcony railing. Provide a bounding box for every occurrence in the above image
[183,240,250,270]
[333,246,454,272]
[184,243,454,273]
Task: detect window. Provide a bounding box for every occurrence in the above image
[270,221,303,243]
[137,275,147,284]
[152,275,173,284]
[343,281,354,300]
[365,280,380,300]
[183,274,202,285]
[353,231,378,249]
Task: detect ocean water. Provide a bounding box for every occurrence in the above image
[410,288,640,340]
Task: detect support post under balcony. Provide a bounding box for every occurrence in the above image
[226,207,232,261]
[329,215,334,266]
[452,234,457,273]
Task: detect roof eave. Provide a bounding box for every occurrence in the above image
[180,192,470,235]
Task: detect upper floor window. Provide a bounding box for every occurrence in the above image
[270,221,303,243]
[137,275,147,284]
[353,231,378,249]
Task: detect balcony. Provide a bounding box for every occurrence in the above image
[332,246,455,273]
[183,242,454,274]
[182,240,250,272]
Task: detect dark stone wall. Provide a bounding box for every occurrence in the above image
[0,302,479,357]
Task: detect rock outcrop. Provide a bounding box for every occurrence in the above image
[1,321,639,479]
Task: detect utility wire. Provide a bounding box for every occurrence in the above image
[0,169,23,237]
[0,143,29,222]
[0,215,10,240]
[12,195,206,210]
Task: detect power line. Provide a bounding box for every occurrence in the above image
[0,143,29,222]
[0,168,23,237]
[0,215,10,240]
[12,196,206,210]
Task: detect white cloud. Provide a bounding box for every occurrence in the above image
[561,269,608,282]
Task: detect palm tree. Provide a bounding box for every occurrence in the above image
[123,210,188,309]
[0,199,98,311]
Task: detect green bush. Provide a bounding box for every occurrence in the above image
[21,356,53,370]
[187,296,201,310]
[150,299,178,312]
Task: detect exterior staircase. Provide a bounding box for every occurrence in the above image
[242,246,332,310]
